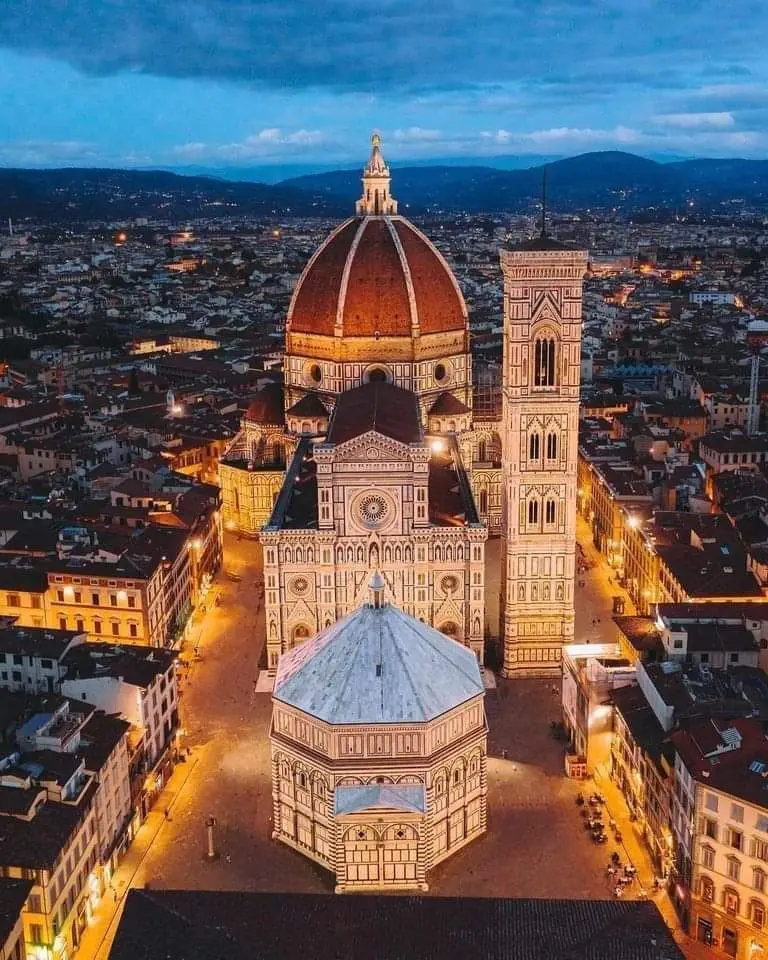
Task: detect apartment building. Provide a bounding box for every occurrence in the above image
[0,567,48,629]
[60,644,178,809]
[75,711,132,885]
[0,880,30,960]
[699,432,768,497]
[611,680,675,878]
[622,512,763,616]
[561,641,635,773]
[671,717,768,959]
[0,700,100,960]
[0,624,86,695]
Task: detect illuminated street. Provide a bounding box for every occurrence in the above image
[105,531,650,923]
[71,526,704,960]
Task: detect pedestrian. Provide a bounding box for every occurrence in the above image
[164,808,171,821]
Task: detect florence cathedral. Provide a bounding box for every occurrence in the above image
[219,133,587,680]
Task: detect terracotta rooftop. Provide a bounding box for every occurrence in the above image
[327,382,421,447]
[110,890,685,960]
[429,392,471,416]
[285,393,328,418]
[243,383,285,426]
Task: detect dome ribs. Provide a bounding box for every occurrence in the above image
[288,218,359,336]
[288,215,467,342]
[341,219,412,337]
[391,220,467,335]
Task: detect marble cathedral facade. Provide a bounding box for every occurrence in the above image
[220,135,587,677]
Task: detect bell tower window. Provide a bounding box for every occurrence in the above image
[546,432,557,459]
[529,432,540,460]
[534,336,557,388]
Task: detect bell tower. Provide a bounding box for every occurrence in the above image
[356,132,398,216]
[499,231,588,677]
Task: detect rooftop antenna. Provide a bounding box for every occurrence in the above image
[540,167,548,238]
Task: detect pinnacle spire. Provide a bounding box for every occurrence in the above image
[356,131,398,216]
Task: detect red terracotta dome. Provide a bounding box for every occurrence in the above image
[287,215,468,340]
[243,383,284,425]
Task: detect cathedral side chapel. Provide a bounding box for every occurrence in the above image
[219,133,587,677]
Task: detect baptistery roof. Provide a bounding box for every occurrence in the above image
[273,599,484,725]
[286,134,467,345]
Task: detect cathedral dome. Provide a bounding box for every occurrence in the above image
[287,216,467,340]
[286,134,468,353]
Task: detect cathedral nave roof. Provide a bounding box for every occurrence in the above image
[326,381,421,447]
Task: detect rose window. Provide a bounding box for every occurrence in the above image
[359,494,388,526]
[441,574,459,594]
[291,577,309,595]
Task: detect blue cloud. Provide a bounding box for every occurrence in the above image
[0,0,764,94]
[0,1,767,164]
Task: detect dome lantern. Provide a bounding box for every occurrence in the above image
[356,131,398,216]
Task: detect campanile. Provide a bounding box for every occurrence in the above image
[499,236,588,676]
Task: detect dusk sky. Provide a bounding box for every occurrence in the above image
[1,0,766,170]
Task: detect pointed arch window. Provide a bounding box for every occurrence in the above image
[534,335,557,388]
[479,489,488,514]
[545,499,557,525]
[528,499,539,526]
[529,432,540,460]
[546,431,558,460]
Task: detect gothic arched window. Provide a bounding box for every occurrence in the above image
[529,432,541,460]
[545,499,557,525]
[534,335,557,388]
[479,489,488,514]
[546,431,558,460]
[477,439,487,462]
[528,499,539,526]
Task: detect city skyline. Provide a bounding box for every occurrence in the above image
[0,0,767,169]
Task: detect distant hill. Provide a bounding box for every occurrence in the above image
[169,154,560,183]
[2,152,768,221]
[0,167,346,221]
[281,151,768,213]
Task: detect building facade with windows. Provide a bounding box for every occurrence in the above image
[0,880,30,960]
[60,644,178,796]
[0,625,86,694]
[671,717,768,959]
[270,580,487,892]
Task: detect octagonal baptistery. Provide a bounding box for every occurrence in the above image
[284,134,472,418]
[270,578,487,893]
